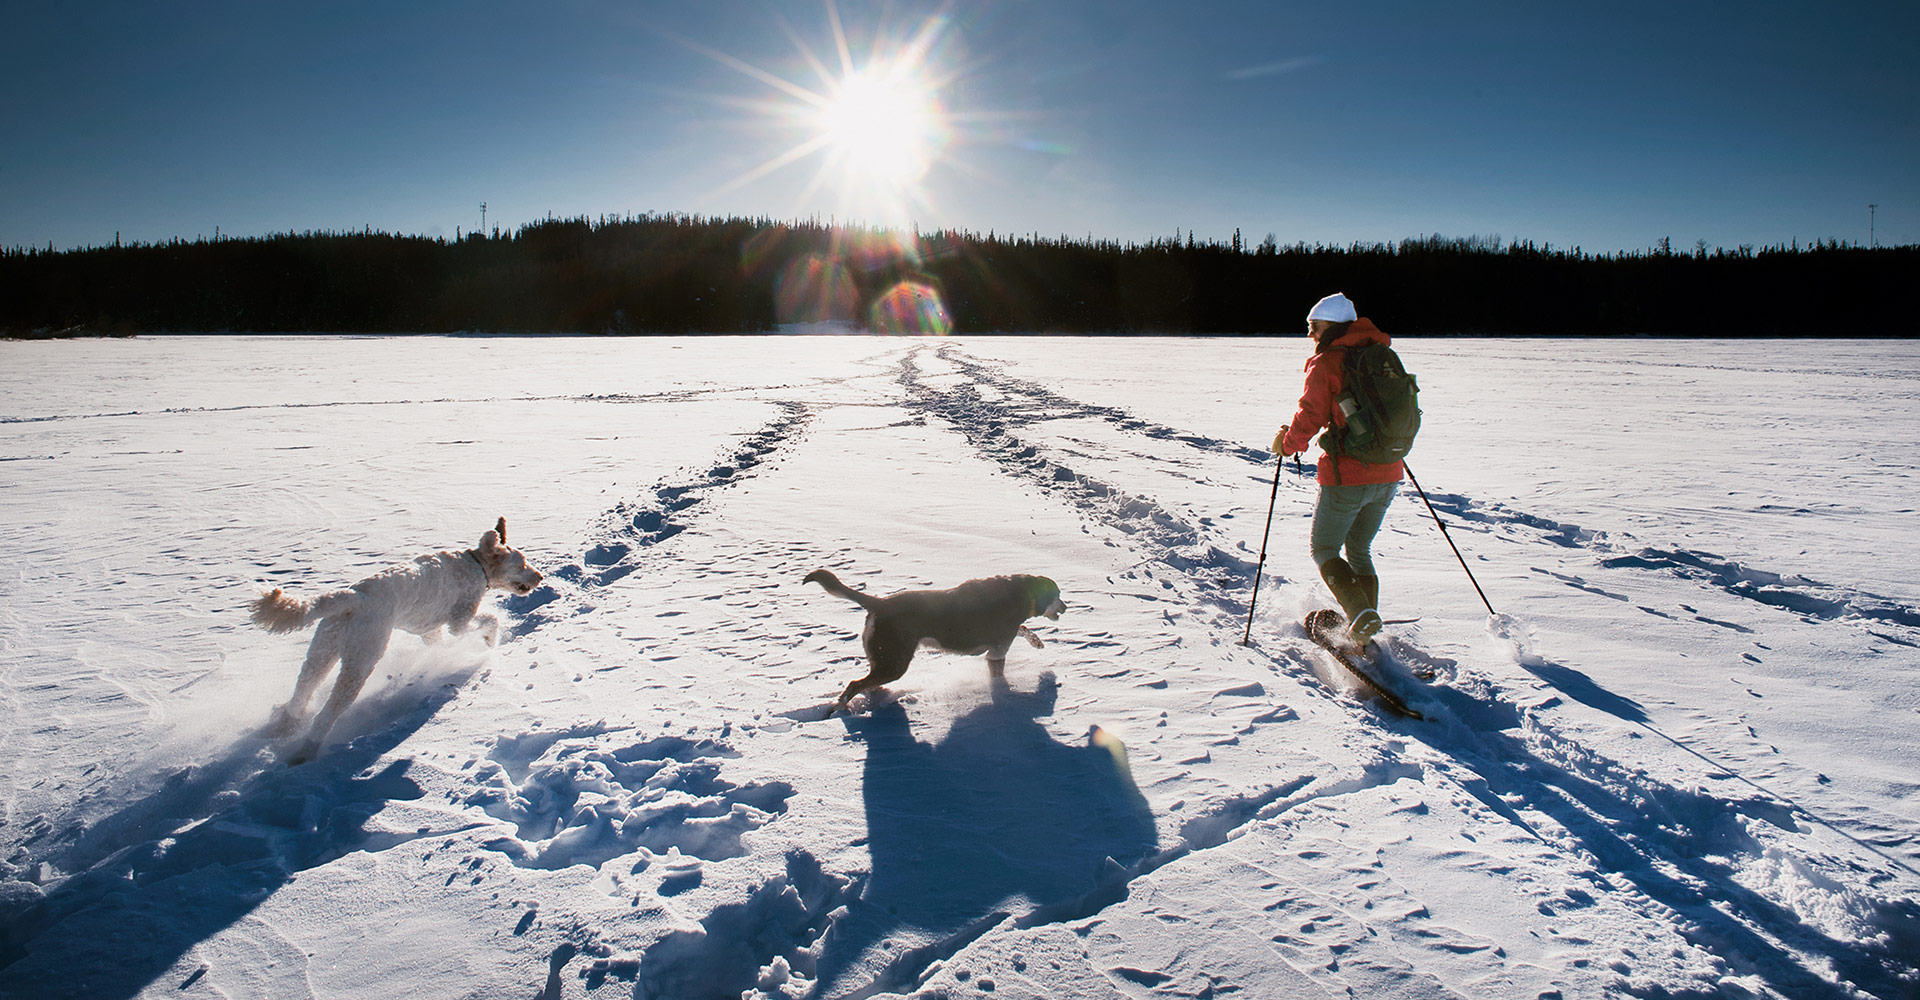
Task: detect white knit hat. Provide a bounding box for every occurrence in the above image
[1305,292,1357,323]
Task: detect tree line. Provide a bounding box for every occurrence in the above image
[2,214,1910,337]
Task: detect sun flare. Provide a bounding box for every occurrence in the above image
[687,4,970,225]
[816,66,942,187]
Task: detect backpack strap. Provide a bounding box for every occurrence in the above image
[1321,346,1350,485]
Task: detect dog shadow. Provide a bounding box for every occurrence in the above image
[809,673,1158,997]
[0,682,460,998]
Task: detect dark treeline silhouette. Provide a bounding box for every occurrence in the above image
[2,214,1911,337]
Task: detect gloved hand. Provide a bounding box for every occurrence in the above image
[1271,425,1290,455]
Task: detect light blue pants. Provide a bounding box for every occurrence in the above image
[1310,482,1398,575]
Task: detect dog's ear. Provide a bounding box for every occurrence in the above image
[495,517,508,544]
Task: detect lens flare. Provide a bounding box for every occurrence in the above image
[775,253,859,324]
[869,280,952,336]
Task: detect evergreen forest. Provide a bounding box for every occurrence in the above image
[3,214,1910,337]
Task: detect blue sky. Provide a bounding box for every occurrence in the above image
[4,1,1914,254]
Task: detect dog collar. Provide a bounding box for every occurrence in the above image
[466,549,487,577]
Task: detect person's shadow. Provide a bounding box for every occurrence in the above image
[812,674,1158,998]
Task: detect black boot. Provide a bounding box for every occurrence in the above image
[1349,573,1382,644]
[1317,558,1369,622]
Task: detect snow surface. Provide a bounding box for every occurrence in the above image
[1,334,1916,999]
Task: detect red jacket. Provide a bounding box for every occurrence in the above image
[1279,318,1406,486]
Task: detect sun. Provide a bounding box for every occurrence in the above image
[683,4,964,224]
[815,65,942,187]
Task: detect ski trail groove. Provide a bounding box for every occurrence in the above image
[897,345,1257,617]
[899,343,1919,995]
[934,345,1271,467]
[942,341,1917,634]
[1418,486,1920,631]
[0,364,897,426]
[1390,628,1920,998]
[503,402,813,636]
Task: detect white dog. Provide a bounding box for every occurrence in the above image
[251,517,542,762]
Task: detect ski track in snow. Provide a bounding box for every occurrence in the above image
[3,339,1917,999]
[938,341,1919,635]
[941,342,1918,997]
[0,371,879,429]
[503,400,814,636]
[894,344,1920,997]
[1423,491,1920,630]
[511,340,1917,999]
[899,343,1262,617]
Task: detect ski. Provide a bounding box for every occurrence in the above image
[1302,609,1425,720]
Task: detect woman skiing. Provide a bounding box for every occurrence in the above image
[1272,292,1403,644]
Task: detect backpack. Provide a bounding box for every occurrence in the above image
[1318,343,1420,477]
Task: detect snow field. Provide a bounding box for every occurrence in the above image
[1,335,1916,999]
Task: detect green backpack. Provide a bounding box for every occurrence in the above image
[1318,342,1421,478]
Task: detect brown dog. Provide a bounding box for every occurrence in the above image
[804,568,1065,716]
[252,517,543,762]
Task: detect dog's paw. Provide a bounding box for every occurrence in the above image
[266,707,304,737]
[1018,625,1045,649]
[475,613,501,647]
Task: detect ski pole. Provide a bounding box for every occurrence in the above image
[1242,456,1284,644]
[1403,462,1496,617]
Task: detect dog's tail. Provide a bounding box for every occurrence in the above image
[250,588,355,633]
[803,569,881,612]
